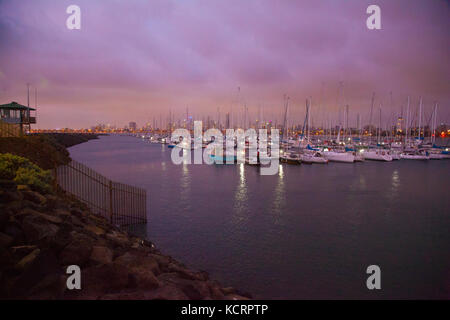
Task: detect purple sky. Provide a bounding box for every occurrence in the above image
[0,0,449,129]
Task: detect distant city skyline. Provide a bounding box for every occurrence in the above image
[0,0,449,129]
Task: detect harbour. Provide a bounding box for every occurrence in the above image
[69,134,450,299]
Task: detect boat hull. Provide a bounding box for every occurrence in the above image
[323,152,355,163]
[280,157,301,165]
[300,155,328,164]
[363,151,393,162]
[428,153,447,160]
[400,154,429,160]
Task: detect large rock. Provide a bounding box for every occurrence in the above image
[22,215,59,243]
[0,232,13,249]
[115,251,160,275]
[149,253,171,271]
[106,231,130,247]
[89,246,113,265]
[28,274,66,300]
[144,285,189,300]
[11,249,61,298]
[157,272,211,300]
[68,263,130,298]
[10,245,39,260]
[45,194,68,211]
[84,224,105,236]
[22,191,47,205]
[15,248,41,270]
[128,268,159,290]
[59,232,94,267]
[0,191,23,202]
[0,207,12,229]
[167,262,208,281]
[3,220,25,245]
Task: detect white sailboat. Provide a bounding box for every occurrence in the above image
[323,150,355,163]
[363,149,393,162]
[300,151,328,164]
[401,149,429,160]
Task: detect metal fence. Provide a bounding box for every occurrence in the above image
[54,160,147,226]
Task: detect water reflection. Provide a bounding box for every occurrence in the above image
[179,157,191,212]
[232,164,248,225]
[271,164,286,225]
[389,169,400,201]
[279,163,284,179]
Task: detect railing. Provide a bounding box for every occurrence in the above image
[54,160,147,226]
[0,119,22,137]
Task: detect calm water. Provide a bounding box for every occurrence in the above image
[69,135,450,299]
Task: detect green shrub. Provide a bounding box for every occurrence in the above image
[0,153,53,193]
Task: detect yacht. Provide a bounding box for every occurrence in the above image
[401,149,429,160]
[363,149,393,162]
[300,151,328,164]
[323,149,355,163]
[280,152,301,165]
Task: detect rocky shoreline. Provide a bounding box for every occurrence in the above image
[0,135,251,300]
[0,181,251,300]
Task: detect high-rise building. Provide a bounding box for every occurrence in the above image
[129,121,137,131]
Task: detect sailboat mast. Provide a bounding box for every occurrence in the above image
[418,97,423,140]
[405,96,410,145]
[369,92,375,142]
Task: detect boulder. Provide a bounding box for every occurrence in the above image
[106,231,130,247]
[11,249,61,298]
[15,248,41,270]
[36,212,63,225]
[3,220,25,245]
[167,262,208,281]
[144,285,189,300]
[53,209,71,219]
[89,245,113,265]
[45,194,67,211]
[0,208,11,229]
[59,232,93,267]
[22,215,60,243]
[208,281,225,300]
[115,251,160,276]
[74,263,130,296]
[27,274,66,300]
[157,272,211,300]
[84,224,105,236]
[69,207,85,218]
[221,287,237,295]
[22,190,47,205]
[128,268,160,290]
[1,191,23,202]
[16,184,31,192]
[0,232,13,249]
[10,245,39,259]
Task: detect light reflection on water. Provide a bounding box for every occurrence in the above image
[69,135,450,299]
[232,164,248,225]
[271,164,286,226]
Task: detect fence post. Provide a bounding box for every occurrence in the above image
[109,180,113,224]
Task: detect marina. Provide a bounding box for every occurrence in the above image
[69,134,450,299]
